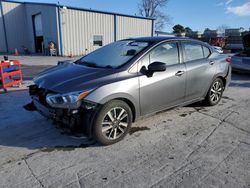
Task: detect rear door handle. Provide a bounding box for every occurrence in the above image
[209,61,215,65]
[175,71,185,76]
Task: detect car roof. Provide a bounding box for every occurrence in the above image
[127,36,199,43]
[128,36,214,51]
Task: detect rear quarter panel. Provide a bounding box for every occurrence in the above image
[211,53,231,89]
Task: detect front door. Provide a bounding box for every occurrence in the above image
[139,42,186,116]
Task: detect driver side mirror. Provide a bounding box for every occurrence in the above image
[141,61,166,77]
[148,61,166,72]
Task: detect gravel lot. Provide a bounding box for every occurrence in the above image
[0,73,250,188]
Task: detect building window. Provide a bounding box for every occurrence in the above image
[93,35,103,46]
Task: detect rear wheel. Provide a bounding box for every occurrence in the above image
[93,100,132,145]
[205,78,224,106]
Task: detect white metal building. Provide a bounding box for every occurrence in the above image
[0,0,154,56]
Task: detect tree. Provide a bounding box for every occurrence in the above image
[138,0,171,31]
[204,28,212,32]
[217,25,230,36]
[203,28,212,35]
[173,24,186,33]
[185,27,193,33]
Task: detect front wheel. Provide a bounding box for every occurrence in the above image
[205,78,224,106]
[92,100,132,145]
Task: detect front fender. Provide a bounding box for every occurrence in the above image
[85,76,140,120]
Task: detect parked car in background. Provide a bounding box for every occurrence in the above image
[213,46,223,54]
[28,37,231,145]
[231,33,250,73]
[231,53,250,73]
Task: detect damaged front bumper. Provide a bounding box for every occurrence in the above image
[28,85,100,136]
[33,98,56,119]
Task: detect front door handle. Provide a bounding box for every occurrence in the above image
[175,71,185,76]
[209,61,215,65]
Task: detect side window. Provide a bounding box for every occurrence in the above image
[150,43,179,66]
[183,43,204,62]
[203,46,211,58]
[129,63,138,73]
[138,42,179,71]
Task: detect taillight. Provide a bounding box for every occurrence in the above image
[226,57,231,63]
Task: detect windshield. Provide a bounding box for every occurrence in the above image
[77,40,149,68]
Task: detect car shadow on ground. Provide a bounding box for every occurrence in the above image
[0,91,100,152]
[0,91,153,152]
[0,73,249,153]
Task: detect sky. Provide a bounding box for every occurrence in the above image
[9,0,250,32]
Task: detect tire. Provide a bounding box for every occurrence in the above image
[92,100,132,145]
[205,78,224,106]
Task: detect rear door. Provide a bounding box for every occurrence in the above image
[139,41,186,116]
[182,42,216,101]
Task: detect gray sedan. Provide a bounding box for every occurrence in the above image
[28,37,231,145]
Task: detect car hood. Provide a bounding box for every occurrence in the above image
[33,63,118,93]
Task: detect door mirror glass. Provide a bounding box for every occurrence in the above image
[148,61,166,72]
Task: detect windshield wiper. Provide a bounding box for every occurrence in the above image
[104,65,114,69]
[77,61,114,69]
[84,62,100,68]
[79,61,101,68]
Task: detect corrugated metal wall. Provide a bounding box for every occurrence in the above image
[0,1,59,54]
[1,1,28,53]
[116,16,152,40]
[0,1,153,56]
[61,8,114,56]
[0,2,7,52]
[25,4,59,53]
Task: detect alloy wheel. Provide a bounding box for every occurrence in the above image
[101,107,129,140]
[210,81,223,103]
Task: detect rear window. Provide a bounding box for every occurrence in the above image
[183,43,204,61]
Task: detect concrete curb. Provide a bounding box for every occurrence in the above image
[0,80,33,94]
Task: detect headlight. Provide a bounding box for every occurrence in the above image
[46,90,92,109]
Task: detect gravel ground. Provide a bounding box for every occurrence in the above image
[0,73,250,188]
